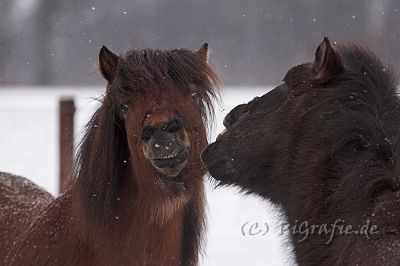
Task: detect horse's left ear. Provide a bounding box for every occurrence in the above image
[196,43,208,63]
[99,45,120,83]
[312,37,343,82]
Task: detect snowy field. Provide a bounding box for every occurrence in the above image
[0,87,295,265]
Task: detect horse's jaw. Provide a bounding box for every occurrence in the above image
[150,149,189,178]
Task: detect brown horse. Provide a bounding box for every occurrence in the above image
[202,38,400,265]
[0,43,219,265]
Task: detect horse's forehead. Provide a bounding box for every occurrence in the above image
[140,95,182,119]
[139,86,186,98]
[148,100,177,112]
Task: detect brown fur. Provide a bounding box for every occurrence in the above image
[0,44,220,265]
[144,109,176,126]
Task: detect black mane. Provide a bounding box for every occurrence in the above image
[290,44,400,207]
[318,45,399,159]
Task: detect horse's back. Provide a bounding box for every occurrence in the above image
[0,172,54,261]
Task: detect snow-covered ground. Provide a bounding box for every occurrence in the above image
[0,87,295,265]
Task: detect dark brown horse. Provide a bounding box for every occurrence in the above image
[202,38,400,265]
[0,43,219,265]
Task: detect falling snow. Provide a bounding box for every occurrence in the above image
[0,87,290,265]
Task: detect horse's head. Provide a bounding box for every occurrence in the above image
[202,37,345,197]
[121,90,199,181]
[96,44,219,190]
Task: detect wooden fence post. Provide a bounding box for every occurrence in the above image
[59,98,75,194]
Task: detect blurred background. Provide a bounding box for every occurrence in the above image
[0,0,399,86]
[0,1,399,265]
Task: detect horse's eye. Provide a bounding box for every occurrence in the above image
[120,104,129,113]
[165,118,183,133]
[191,92,200,103]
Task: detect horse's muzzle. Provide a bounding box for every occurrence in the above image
[151,150,188,169]
[150,149,189,177]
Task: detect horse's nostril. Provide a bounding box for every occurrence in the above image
[141,126,155,142]
[164,118,183,133]
[223,103,250,128]
[223,116,232,128]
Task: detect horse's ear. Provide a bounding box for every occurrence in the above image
[99,45,119,83]
[312,37,343,82]
[196,43,208,63]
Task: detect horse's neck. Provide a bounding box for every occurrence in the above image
[92,202,186,265]
[75,178,190,265]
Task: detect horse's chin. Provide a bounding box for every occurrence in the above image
[153,162,187,178]
[201,140,239,184]
[160,173,184,183]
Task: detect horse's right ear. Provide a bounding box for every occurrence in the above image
[99,46,119,83]
[312,37,343,82]
[196,43,209,63]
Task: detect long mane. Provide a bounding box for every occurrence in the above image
[115,48,220,125]
[73,47,220,225]
[319,45,399,160]
[297,44,400,204]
